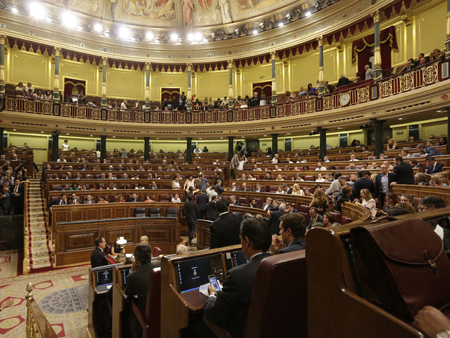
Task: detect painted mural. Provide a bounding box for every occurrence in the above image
[113,0,181,26]
[231,0,307,21]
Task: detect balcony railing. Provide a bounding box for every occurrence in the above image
[4,59,449,124]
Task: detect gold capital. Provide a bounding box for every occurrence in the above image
[372,10,380,23]
[102,56,108,66]
[317,36,323,47]
[270,51,276,60]
[228,59,233,68]
[145,62,151,70]
[54,47,61,56]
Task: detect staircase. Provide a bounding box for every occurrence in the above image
[24,178,53,273]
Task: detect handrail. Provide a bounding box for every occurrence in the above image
[4,58,449,124]
[23,181,30,275]
[25,282,58,338]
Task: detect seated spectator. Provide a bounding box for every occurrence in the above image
[276,174,284,181]
[336,74,351,88]
[324,81,333,94]
[309,189,328,215]
[298,86,308,98]
[316,173,325,182]
[117,195,126,203]
[429,173,441,187]
[35,90,44,100]
[44,91,53,100]
[275,186,283,194]
[269,213,306,254]
[200,218,271,338]
[315,162,327,171]
[402,58,416,72]
[15,82,25,93]
[418,143,443,157]
[386,203,416,216]
[171,193,181,203]
[386,138,397,150]
[379,192,398,214]
[78,90,86,105]
[426,157,444,174]
[415,173,429,185]
[322,212,340,228]
[439,172,449,187]
[354,189,377,219]
[439,136,448,145]
[285,91,294,102]
[121,100,128,109]
[364,65,375,80]
[291,183,304,196]
[306,83,317,97]
[307,207,323,229]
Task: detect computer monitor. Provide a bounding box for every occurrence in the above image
[231,250,247,268]
[174,254,224,293]
[95,268,113,287]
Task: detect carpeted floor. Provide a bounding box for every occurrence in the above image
[0,265,89,337]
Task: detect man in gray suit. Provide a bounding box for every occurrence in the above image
[365,64,375,80]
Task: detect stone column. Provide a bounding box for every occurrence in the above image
[228,59,234,110]
[0,127,4,155]
[317,36,325,96]
[101,57,107,108]
[144,137,150,161]
[145,62,151,112]
[53,47,61,101]
[187,64,192,112]
[0,35,5,111]
[186,137,192,164]
[374,120,385,157]
[100,135,107,162]
[446,107,450,154]
[447,0,450,52]
[228,136,235,162]
[319,128,328,160]
[271,134,279,155]
[271,51,277,105]
[51,131,59,162]
[372,10,382,80]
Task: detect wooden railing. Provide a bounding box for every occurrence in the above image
[23,181,30,275]
[4,59,449,124]
[25,282,58,338]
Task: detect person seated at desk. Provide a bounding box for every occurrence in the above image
[336,74,351,88]
[199,218,272,338]
[125,244,161,338]
[91,236,108,268]
[269,212,306,254]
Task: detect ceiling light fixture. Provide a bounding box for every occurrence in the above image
[11,7,18,14]
[259,22,266,30]
[118,26,130,39]
[278,21,284,27]
[195,32,202,41]
[170,33,178,42]
[305,11,311,17]
[286,13,293,21]
[30,3,45,20]
[252,29,258,35]
[94,23,103,33]
[62,11,77,27]
[146,31,154,40]
[235,28,240,35]
[187,33,194,41]
[46,16,52,22]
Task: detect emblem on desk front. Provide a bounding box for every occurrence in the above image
[193,268,197,277]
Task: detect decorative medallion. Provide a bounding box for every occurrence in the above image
[442,94,448,100]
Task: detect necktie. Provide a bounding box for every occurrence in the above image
[14,186,18,193]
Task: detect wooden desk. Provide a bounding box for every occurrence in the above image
[112,264,132,338]
[52,203,183,266]
[161,245,241,338]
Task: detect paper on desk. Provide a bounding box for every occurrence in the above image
[199,283,210,297]
[126,254,133,258]
[106,285,112,289]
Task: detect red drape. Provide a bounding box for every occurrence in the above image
[64,78,86,98]
[252,82,272,98]
[161,88,180,103]
[352,26,398,75]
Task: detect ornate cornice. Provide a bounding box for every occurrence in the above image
[0,0,400,63]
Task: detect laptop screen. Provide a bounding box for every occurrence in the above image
[95,268,113,286]
[174,254,224,293]
[231,251,247,267]
[122,267,131,287]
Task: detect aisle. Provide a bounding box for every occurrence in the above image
[26,178,52,271]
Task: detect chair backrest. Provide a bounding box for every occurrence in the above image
[149,208,161,217]
[165,207,178,218]
[145,268,162,338]
[152,247,162,257]
[134,207,146,217]
[243,250,307,338]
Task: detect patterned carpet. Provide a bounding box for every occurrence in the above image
[0,250,18,278]
[0,265,89,337]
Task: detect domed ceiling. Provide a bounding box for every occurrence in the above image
[38,0,309,27]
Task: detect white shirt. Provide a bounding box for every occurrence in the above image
[380,173,389,194]
[316,178,326,182]
[62,144,70,151]
[237,158,248,171]
[315,167,327,171]
[121,102,127,109]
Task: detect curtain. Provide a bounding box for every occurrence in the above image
[161,88,180,103]
[64,78,86,98]
[352,26,398,76]
[252,82,272,98]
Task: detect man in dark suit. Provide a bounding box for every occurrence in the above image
[203,218,271,338]
[68,192,82,205]
[249,92,260,107]
[268,203,286,235]
[90,236,107,268]
[209,199,242,249]
[247,198,259,208]
[269,213,306,254]
[350,170,375,201]
[415,173,429,185]
[374,164,395,208]
[83,195,96,204]
[307,207,323,230]
[215,180,224,197]
[129,193,142,202]
[125,244,161,338]
[49,193,68,209]
[285,203,298,213]
[426,157,444,174]
[254,183,265,192]
[0,186,12,215]
[229,183,238,191]
[10,180,24,215]
[182,194,199,246]
[392,156,415,185]
[262,197,273,211]
[206,195,219,221]
[239,183,250,191]
[417,143,444,157]
[336,74,351,88]
[402,58,416,72]
[229,195,241,206]
[282,183,292,194]
[196,189,209,219]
